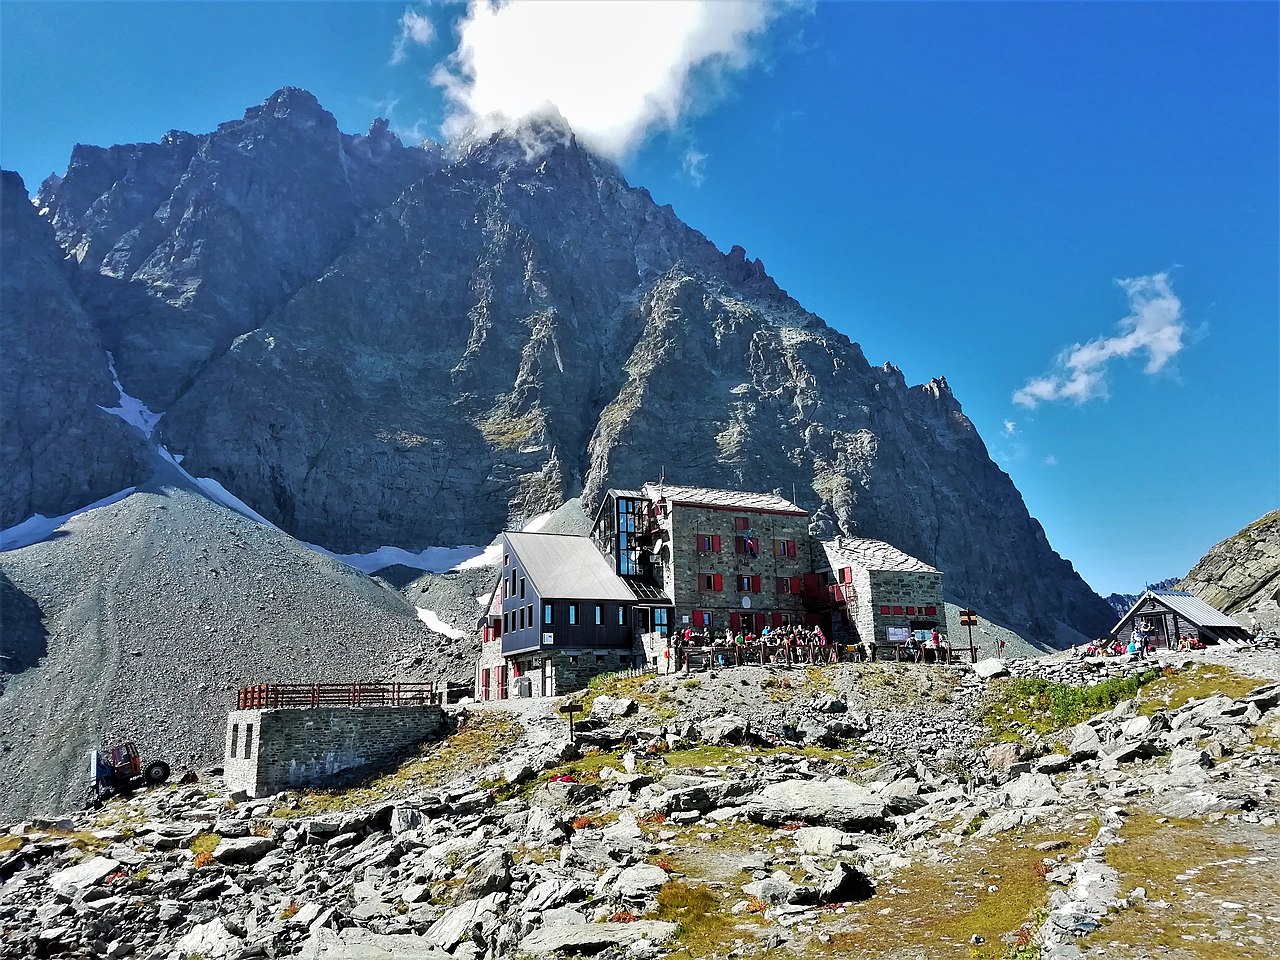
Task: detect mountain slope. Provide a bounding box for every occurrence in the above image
[1178,510,1280,635]
[17,89,1114,644]
[0,465,462,820]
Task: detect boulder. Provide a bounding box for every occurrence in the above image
[301,928,450,960]
[998,773,1061,808]
[744,778,892,832]
[48,856,119,895]
[819,861,875,904]
[211,836,275,864]
[742,872,805,906]
[425,893,502,950]
[974,658,1009,679]
[1068,723,1102,759]
[792,826,857,856]
[615,863,669,901]
[983,742,1027,771]
[174,919,242,959]
[698,715,750,745]
[517,921,678,955]
[591,695,638,719]
[458,850,512,901]
[1034,754,1071,774]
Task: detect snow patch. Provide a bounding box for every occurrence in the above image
[0,487,137,552]
[522,511,554,533]
[97,351,163,438]
[314,543,492,575]
[452,541,502,570]
[415,607,468,640]
[157,447,279,529]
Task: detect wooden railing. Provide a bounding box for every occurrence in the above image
[235,682,441,710]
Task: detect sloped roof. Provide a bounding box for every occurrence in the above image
[641,483,806,515]
[820,537,940,575]
[1118,590,1243,630]
[504,532,635,601]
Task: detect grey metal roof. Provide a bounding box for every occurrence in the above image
[641,483,807,515]
[1119,590,1243,630]
[504,532,636,601]
[820,537,940,575]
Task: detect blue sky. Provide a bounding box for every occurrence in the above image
[2,1,1276,595]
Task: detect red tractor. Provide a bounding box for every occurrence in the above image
[87,742,170,806]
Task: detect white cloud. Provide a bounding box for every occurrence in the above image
[432,0,787,159]
[1013,272,1187,408]
[391,7,436,65]
[1043,454,1059,467]
[682,147,708,186]
[1002,419,1017,436]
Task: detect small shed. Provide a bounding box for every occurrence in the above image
[1110,589,1251,647]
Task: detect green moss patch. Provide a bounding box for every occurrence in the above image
[983,670,1163,741]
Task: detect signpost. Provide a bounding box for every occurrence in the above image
[959,609,978,662]
[559,700,583,740]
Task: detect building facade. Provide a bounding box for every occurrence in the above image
[475,531,641,701]
[818,538,945,646]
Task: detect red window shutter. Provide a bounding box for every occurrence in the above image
[751,537,760,554]
[907,606,916,615]
[772,611,783,627]
[692,610,704,627]
[787,541,797,558]
[735,517,748,530]
[694,534,702,551]
[751,575,761,593]
[730,612,741,630]
[893,606,903,616]
[712,535,722,553]
[713,573,723,592]
[791,576,803,594]
[925,606,937,616]
[756,613,766,631]
[841,567,853,584]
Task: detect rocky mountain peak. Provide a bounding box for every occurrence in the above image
[242,85,334,128]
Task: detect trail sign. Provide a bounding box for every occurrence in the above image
[559,701,583,739]
[959,610,978,627]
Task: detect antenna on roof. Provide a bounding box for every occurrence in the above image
[792,482,797,506]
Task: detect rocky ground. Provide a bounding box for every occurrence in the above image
[0,472,461,821]
[3,644,1280,959]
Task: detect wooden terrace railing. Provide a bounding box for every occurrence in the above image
[235,682,442,710]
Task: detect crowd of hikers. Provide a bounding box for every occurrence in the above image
[668,624,956,668]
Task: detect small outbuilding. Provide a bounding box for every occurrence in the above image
[1110,589,1252,648]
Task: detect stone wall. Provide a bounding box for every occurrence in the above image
[223,705,447,798]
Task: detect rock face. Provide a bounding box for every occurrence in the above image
[12,89,1114,643]
[1178,510,1280,635]
[0,171,145,526]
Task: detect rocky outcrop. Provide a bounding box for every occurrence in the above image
[13,89,1114,644]
[1179,510,1280,635]
[0,172,145,527]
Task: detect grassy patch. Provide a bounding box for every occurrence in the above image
[652,880,765,958]
[1135,664,1265,715]
[582,672,675,719]
[190,833,220,856]
[278,712,523,817]
[479,411,541,450]
[803,822,1094,960]
[0,835,23,853]
[1087,810,1278,959]
[983,669,1163,741]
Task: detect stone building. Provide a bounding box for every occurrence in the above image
[592,484,814,638]
[817,538,945,647]
[475,531,641,701]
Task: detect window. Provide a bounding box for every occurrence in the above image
[617,497,643,576]
[569,603,579,625]
[520,577,526,599]
[618,607,627,625]
[543,602,553,625]
[595,604,603,625]
[653,608,669,636]
[701,573,723,592]
[925,606,937,617]
[527,605,534,628]
[892,606,904,616]
[243,725,253,759]
[696,534,722,553]
[734,536,760,557]
[504,553,509,567]
[879,605,890,615]
[692,610,710,627]
[907,606,916,616]
[773,539,798,558]
[734,516,749,531]
[738,575,761,593]
[595,654,605,663]
[518,606,526,630]
[776,577,792,594]
[230,724,240,758]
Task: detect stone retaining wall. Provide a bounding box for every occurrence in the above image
[223,705,447,798]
